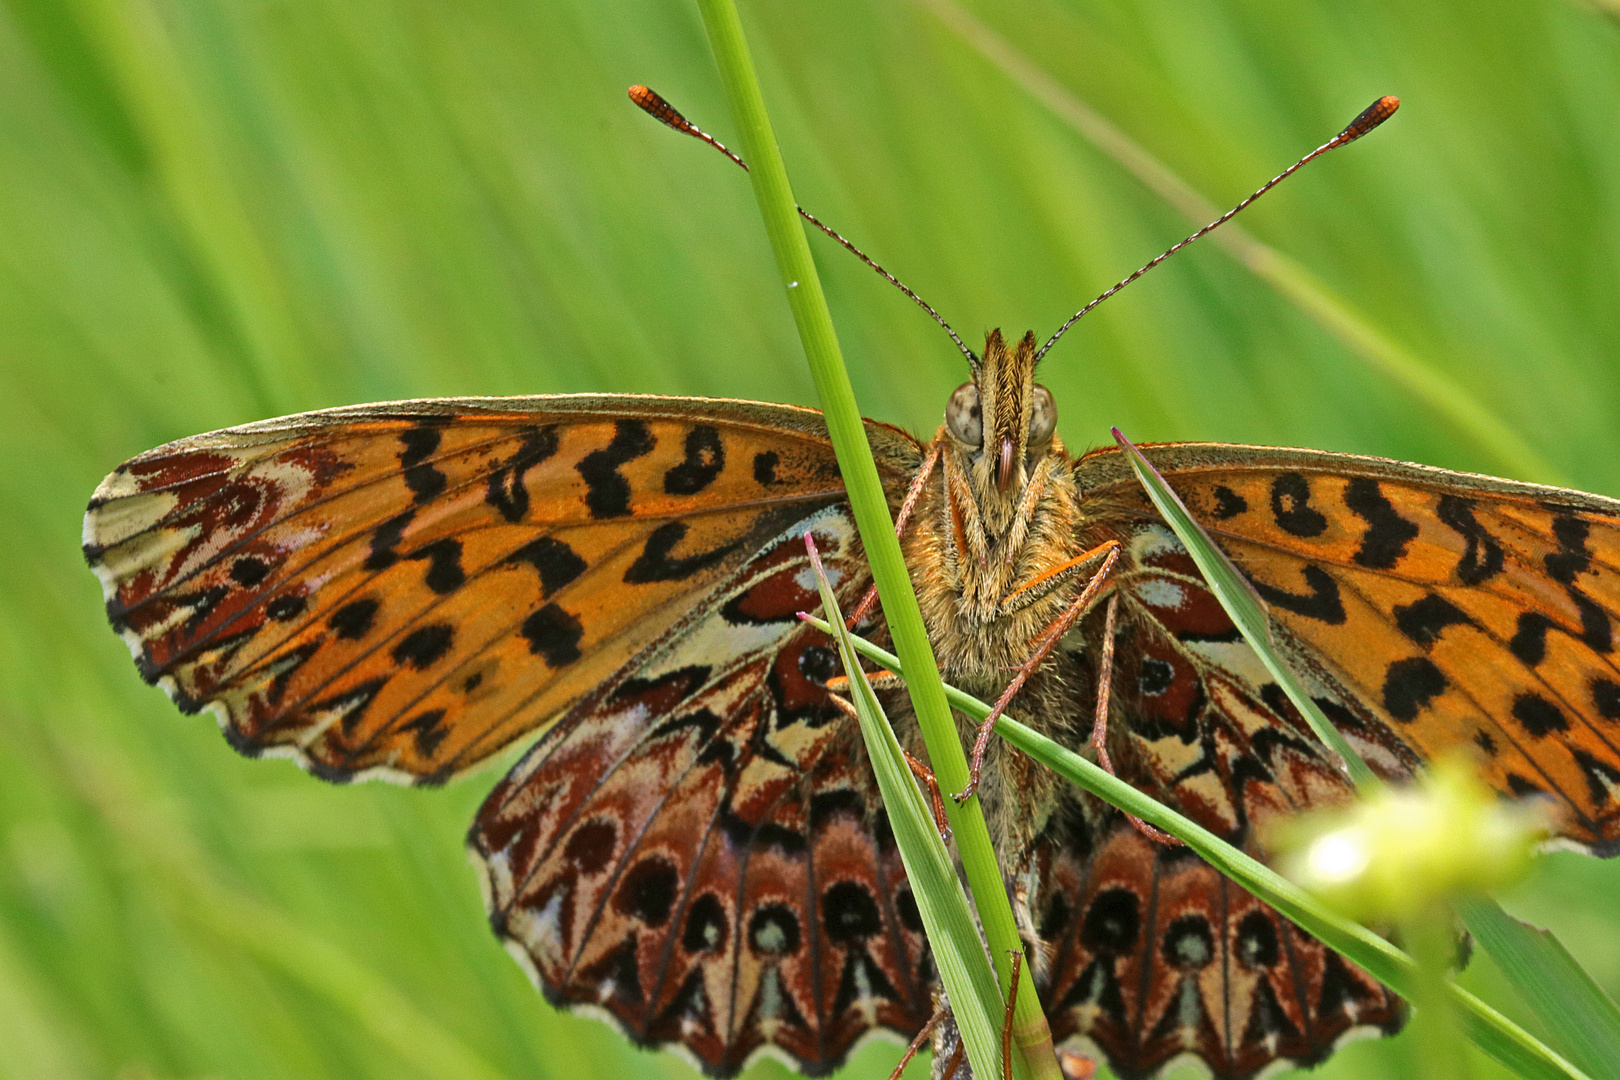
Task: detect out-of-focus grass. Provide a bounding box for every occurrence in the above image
[1,1,1618,1079]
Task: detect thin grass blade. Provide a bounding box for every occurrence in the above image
[804,539,1013,1080]
[1457,897,1620,1080]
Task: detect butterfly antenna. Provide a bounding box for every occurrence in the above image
[1034,95,1400,364]
[629,85,980,369]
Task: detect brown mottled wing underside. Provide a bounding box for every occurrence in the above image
[1034,804,1399,1080]
[471,519,933,1075]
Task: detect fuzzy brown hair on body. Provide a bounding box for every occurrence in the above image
[896,328,1092,861]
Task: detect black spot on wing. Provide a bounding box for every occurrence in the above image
[1212,485,1248,520]
[1346,477,1420,569]
[1511,692,1568,737]
[265,594,306,621]
[485,426,559,523]
[328,598,379,640]
[1572,592,1614,654]
[682,894,728,954]
[392,623,454,669]
[822,881,882,944]
[577,420,655,519]
[1543,515,1613,653]
[1509,612,1555,667]
[231,558,269,585]
[616,858,680,927]
[753,450,780,486]
[663,425,725,495]
[1546,515,1592,584]
[1080,888,1139,954]
[1162,914,1215,969]
[797,645,839,686]
[624,522,744,584]
[1394,593,1471,647]
[1137,657,1174,696]
[507,536,587,597]
[1234,910,1279,969]
[748,903,802,955]
[401,708,449,755]
[1249,565,1347,624]
[365,511,415,571]
[1270,473,1327,537]
[1437,496,1504,585]
[1506,773,1545,798]
[1593,677,1620,722]
[408,538,464,594]
[1475,729,1498,756]
[1383,656,1447,721]
[399,426,447,505]
[521,603,583,667]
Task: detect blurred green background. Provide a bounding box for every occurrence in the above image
[4,0,1620,1078]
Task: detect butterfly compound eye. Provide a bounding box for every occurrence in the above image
[946,382,983,446]
[1030,385,1057,446]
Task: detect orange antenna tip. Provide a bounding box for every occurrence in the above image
[628,85,691,133]
[1337,95,1400,144]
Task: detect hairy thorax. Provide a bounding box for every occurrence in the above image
[894,431,1093,855]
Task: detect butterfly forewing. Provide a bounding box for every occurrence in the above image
[83,396,920,785]
[1079,442,1620,852]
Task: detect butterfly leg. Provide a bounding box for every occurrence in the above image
[1088,593,1181,846]
[955,541,1122,803]
[904,747,954,841]
[1000,948,1022,1080]
[887,1002,951,1080]
[847,439,945,629]
[825,693,953,840]
[826,669,908,693]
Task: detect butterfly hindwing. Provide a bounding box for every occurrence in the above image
[1035,532,1400,1078]
[470,514,934,1075]
[1078,442,1620,852]
[83,395,922,786]
[1035,803,1400,1080]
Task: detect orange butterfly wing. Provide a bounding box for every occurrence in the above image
[1078,441,1620,852]
[86,394,936,1074]
[84,395,920,785]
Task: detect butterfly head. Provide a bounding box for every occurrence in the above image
[943,328,1058,508]
[939,327,1062,540]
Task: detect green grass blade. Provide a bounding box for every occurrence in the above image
[805,540,1009,1080]
[801,617,1594,1080]
[694,3,1055,1074]
[1457,897,1620,1080]
[1112,428,1378,790]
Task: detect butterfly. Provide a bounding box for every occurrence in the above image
[83,90,1620,1080]
[83,320,1620,1078]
